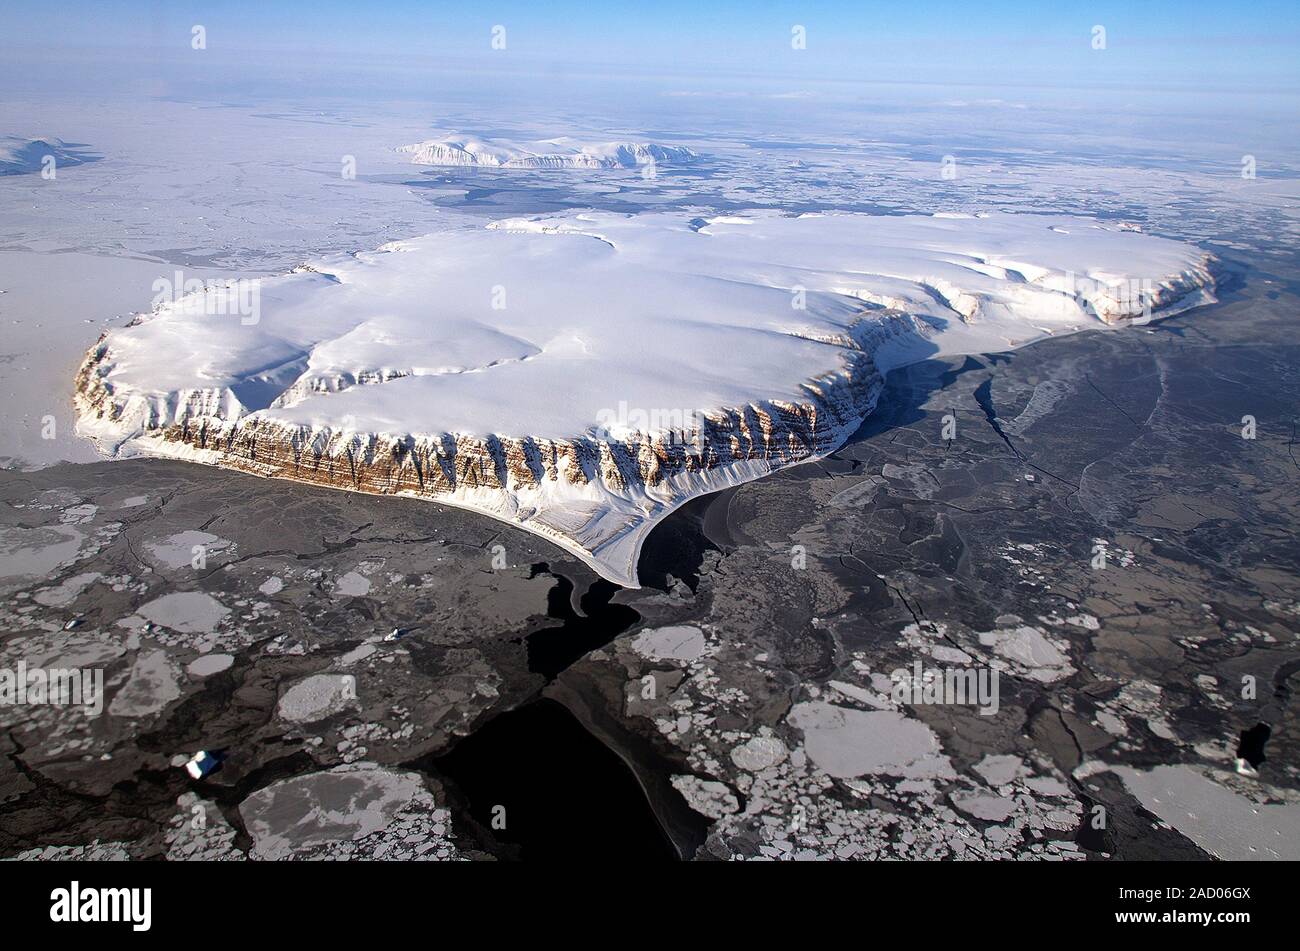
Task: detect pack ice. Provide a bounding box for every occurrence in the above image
[75,211,1216,585]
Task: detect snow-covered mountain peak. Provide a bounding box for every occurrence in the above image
[397,134,699,169]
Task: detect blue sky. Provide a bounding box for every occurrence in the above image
[5,0,1299,92]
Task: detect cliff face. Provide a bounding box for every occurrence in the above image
[74,329,886,520]
[77,363,857,495]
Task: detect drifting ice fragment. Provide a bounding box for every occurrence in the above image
[184,751,219,780]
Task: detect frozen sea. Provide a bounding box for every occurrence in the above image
[1,52,1298,862]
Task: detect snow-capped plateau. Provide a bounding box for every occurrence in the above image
[74,211,1216,585]
[398,135,698,169]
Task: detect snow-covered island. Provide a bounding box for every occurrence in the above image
[398,134,698,169]
[74,211,1216,585]
[0,136,94,175]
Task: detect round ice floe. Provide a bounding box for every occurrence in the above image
[950,789,1017,822]
[187,653,234,677]
[277,673,357,723]
[144,530,232,569]
[730,735,789,772]
[333,571,372,597]
[136,592,230,634]
[787,702,954,780]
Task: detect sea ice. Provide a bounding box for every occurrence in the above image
[1111,764,1300,861]
[136,592,230,634]
[788,702,954,780]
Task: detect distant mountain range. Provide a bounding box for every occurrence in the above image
[398,135,698,169]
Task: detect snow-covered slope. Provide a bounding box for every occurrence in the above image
[398,135,698,169]
[0,136,92,175]
[74,211,1215,585]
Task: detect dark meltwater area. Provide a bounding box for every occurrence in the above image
[1236,723,1272,769]
[437,528,724,861]
[524,567,640,679]
[635,491,723,589]
[430,698,679,861]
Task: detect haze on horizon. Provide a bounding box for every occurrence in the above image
[4,0,1299,101]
